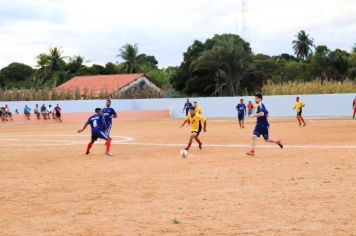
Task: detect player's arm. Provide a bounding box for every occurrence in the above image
[102,117,107,130]
[249,111,264,118]
[112,110,117,119]
[179,119,188,128]
[77,122,89,133]
[203,120,207,132]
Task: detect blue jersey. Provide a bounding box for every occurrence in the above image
[183,102,192,111]
[236,104,246,115]
[256,103,269,126]
[86,113,105,133]
[102,107,117,125]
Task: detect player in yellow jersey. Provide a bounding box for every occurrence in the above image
[193,101,202,114]
[180,107,207,151]
[293,97,306,126]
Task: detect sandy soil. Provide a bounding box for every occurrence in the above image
[0,117,355,235]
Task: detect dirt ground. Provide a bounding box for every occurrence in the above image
[0,117,355,235]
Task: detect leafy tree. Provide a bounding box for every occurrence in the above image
[191,34,254,96]
[65,55,85,74]
[292,30,314,60]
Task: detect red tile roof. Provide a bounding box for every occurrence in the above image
[56,73,145,95]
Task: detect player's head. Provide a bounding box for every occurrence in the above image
[188,106,195,116]
[240,99,244,103]
[106,99,111,107]
[193,101,198,107]
[49,105,52,107]
[254,93,263,104]
[186,98,190,102]
[248,101,252,103]
[296,96,299,101]
[95,108,102,114]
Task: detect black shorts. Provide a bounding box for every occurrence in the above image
[55,112,61,118]
[238,114,244,121]
[297,110,302,116]
[91,131,109,142]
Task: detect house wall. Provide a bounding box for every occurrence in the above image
[119,76,161,93]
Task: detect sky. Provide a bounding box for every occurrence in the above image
[0,0,355,68]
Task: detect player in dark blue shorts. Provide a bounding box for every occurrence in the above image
[247,94,283,156]
[77,108,113,156]
[102,99,117,136]
[236,98,247,128]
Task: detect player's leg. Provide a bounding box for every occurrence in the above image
[353,110,355,119]
[185,133,195,150]
[99,131,112,156]
[241,117,245,128]
[247,135,257,156]
[193,132,203,150]
[86,136,96,155]
[296,115,302,126]
[263,127,283,149]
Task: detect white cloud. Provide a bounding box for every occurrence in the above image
[0,0,355,68]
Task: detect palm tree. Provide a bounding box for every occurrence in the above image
[117,43,143,73]
[36,46,65,73]
[292,30,314,60]
[35,46,65,86]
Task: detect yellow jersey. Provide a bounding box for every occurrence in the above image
[294,101,305,112]
[187,114,206,132]
[194,106,202,115]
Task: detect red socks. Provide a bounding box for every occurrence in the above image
[105,139,111,153]
[87,142,93,152]
[300,116,305,124]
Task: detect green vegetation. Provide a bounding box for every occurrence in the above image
[0,30,355,100]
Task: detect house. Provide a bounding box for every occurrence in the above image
[56,73,161,97]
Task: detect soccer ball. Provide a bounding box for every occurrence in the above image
[180,149,188,158]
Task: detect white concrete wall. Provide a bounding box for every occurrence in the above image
[2,93,356,118]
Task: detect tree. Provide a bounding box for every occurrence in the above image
[65,55,85,74]
[0,62,34,88]
[117,43,142,73]
[292,30,314,60]
[35,46,66,86]
[192,34,253,96]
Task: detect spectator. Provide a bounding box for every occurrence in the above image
[48,105,55,119]
[34,104,41,119]
[54,104,62,122]
[15,109,19,114]
[40,104,48,120]
[4,105,12,120]
[247,101,254,116]
[0,107,7,121]
[24,105,31,120]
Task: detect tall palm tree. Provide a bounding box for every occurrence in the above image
[292,30,314,60]
[36,46,65,73]
[117,43,143,73]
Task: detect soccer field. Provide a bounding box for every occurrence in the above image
[0,118,355,235]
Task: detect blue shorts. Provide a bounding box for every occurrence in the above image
[253,124,269,140]
[238,114,244,120]
[91,131,109,142]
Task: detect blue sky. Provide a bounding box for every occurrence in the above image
[0,0,355,68]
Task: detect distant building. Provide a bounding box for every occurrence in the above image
[56,73,161,97]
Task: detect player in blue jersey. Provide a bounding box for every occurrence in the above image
[236,98,247,128]
[182,98,193,116]
[247,94,283,156]
[77,108,112,156]
[102,99,117,136]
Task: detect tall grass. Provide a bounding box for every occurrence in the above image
[0,87,163,101]
[262,79,356,95]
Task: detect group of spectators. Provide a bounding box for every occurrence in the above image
[0,105,13,121]
[1,104,62,122]
[26,104,62,122]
